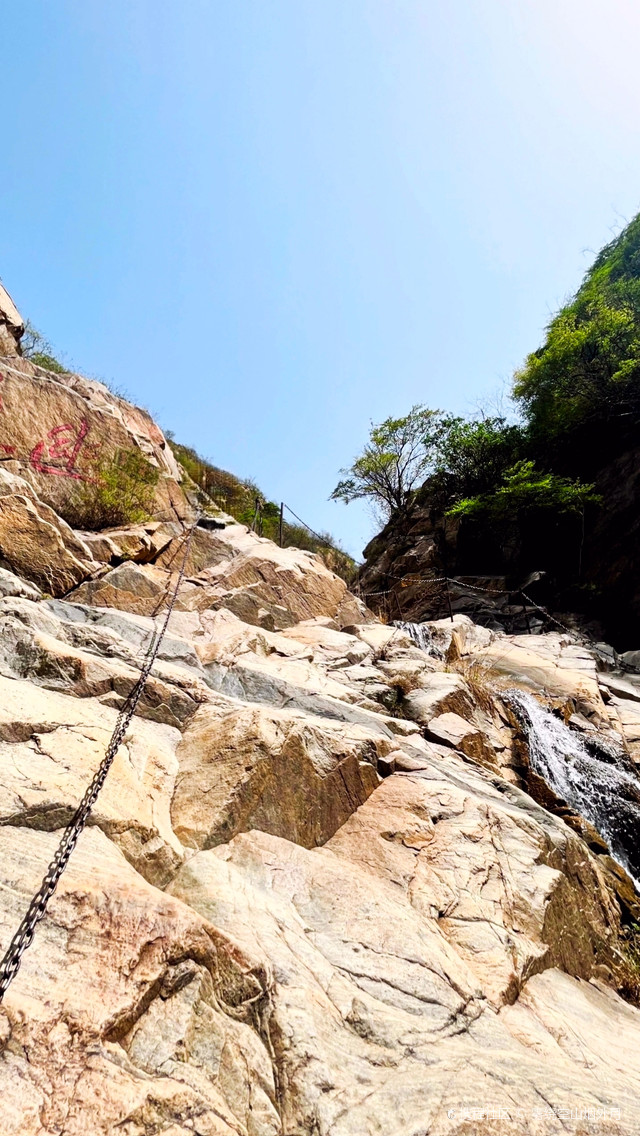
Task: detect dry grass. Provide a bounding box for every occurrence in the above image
[392,672,423,696]
[447,657,497,716]
[613,924,640,1006]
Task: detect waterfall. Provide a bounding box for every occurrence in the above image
[394,621,440,656]
[506,689,640,888]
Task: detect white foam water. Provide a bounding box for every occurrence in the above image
[394,621,438,655]
[506,689,640,889]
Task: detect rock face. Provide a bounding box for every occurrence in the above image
[70,523,365,631]
[0,283,24,356]
[0,355,189,522]
[358,445,640,648]
[0,470,97,595]
[582,444,640,645]
[3,354,640,1131]
[171,702,384,850]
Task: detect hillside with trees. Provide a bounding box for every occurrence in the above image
[352,214,640,644]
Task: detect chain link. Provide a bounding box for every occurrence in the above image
[0,515,200,1003]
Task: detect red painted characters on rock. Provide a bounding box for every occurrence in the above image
[30,418,91,479]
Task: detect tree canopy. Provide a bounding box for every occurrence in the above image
[330,405,450,517]
[514,214,640,455]
[447,460,599,521]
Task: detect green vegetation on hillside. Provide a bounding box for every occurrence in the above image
[170,439,356,582]
[338,213,640,547]
[20,322,67,373]
[16,314,354,577]
[447,461,600,521]
[514,214,640,461]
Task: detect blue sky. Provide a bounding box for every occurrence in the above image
[2,1,640,557]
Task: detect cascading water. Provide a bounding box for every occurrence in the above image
[506,689,640,888]
[394,621,440,656]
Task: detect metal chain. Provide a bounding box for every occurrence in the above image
[0,514,200,1003]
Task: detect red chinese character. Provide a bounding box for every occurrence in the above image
[30,418,90,479]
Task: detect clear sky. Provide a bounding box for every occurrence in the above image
[2,1,640,557]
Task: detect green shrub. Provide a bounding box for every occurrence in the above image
[429,415,527,509]
[61,448,159,531]
[446,460,600,520]
[20,322,67,373]
[30,351,67,374]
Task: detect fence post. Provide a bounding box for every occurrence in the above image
[520,591,532,633]
[445,578,454,623]
[279,502,284,547]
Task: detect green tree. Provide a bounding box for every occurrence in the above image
[514,214,640,454]
[431,415,526,505]
[447,460,599,520]
[330,405,449,518]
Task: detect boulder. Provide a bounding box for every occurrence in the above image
[0,357,190,520]
[70,536,368,636]
[476,633,605,721]
[0,826,280,1135]
[201,650,398,733]
[377,655,440,690]
[69,561,174,615]
[166,769,640,1134]
[327,767,622,1006]
[0,677,183,886]
[280,618,373,663]
[351,622,415,653]
[0,597,208,728]
[621,649,640,673]
[0,490,95,595]
[609,694,640,762]
[427,613,495,659]
[155,523,241,575]
[599,671,640,704]
[43,596,202,670]
[194,606,313,663]
[212,582,298,630]
[0,566,41,600]
[401,672,475,724]
[171,701,385,850]
[198,524,366,628]
[78,520,175,565]
[426,711,498,769]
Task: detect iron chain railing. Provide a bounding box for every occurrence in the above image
[0,515,200,1003]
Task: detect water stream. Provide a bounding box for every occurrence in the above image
[506,689,640,888]
[394,621,439,655]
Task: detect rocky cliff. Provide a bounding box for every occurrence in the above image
[357,212,640,647]
[2,304,640,1133]
[358,439,640,647]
